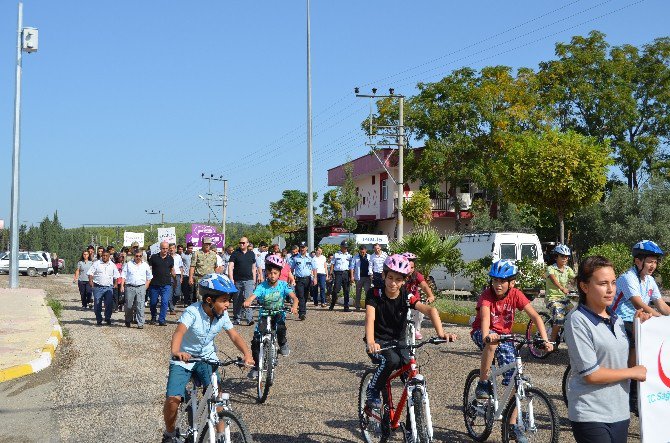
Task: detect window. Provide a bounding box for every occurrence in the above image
[500,243,516,260]
[521,244,538,260]
[381,179,388,201]
[363,196,366,205]
[372,175,375,185]
[30,254,43,261]
[19,253,29,260]
[459,181,471,193]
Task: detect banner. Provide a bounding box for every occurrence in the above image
[157,227,176,244]
[191,224,217,237]
[636,315,670,442]
[149,242,160,255]
[186,232,224,249]
[123,232,145,247]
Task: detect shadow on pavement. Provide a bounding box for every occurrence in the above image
[252,432,358,443]
[298,360,366,375]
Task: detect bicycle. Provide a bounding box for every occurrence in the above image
[463,334,559,443]
[254,306,292,403]
[173,356,253,443]
[525,292,577,359]
[358,336,448,443]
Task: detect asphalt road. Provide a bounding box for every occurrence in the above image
[0,275,642,442]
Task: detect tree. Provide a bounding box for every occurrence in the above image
[539,31,670,189]
[390,227,462,277]
[339,161,360,232]
[269,190,317,235]
[318,189,342,226]
[401,188,433,227]
[494,129,611,244]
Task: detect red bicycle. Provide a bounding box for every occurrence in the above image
[358,337,447,443]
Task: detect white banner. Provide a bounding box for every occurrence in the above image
[123,232,145,247]
[149,242,160,255]
[157,227,176,245]
[636,315,670,442]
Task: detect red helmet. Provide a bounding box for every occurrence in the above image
[383,254,411,275]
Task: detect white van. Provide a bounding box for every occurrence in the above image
[431,232,544,291]
[319,234,389,251]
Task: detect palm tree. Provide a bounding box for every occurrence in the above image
[390,227,462,277]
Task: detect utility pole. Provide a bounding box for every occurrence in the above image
[8,2,38,289]
[201,173,226,235]
[306,0,314,251]
[354,87,406,242]
[145,209,161,232]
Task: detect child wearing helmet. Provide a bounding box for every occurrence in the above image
[401,252,436,341]
[243,255,299,379]
[610,240,670,414]
[163,273,253,442]
[545,244,576,343]
[471,260,552,406]
[364,254,457,410]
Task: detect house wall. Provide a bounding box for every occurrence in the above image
[354,174,380,217]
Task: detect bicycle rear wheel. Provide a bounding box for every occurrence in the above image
[198,410,252,443]
[358,369,389,443]
[500,387,559,443]
[561,365,571,407]
[526,312,552,359]
[257,339,273,403]
[462,369,494,442]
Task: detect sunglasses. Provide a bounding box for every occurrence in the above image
[135,255,142,258]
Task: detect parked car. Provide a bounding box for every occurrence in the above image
[0,251,52,276]
[431,232,544,291]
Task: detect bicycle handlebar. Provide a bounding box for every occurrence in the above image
[490,334,555,348]
[377,336,449,352]
[172,356,249,368]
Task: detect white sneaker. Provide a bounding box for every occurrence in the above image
[247,369,258,380]
[279,344,290,356]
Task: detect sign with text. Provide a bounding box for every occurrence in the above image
[191,224,217,237]
[186,232,224,249]
[123,232,145,247]
[149,242,160,255]
[636,315,670,442]
[157,227,176,244]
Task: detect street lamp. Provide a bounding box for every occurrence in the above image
[9,2,39,289]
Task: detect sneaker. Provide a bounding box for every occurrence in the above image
[343,307,351,312]
[320,303,326,307]
[475,380,492,399]
[159,322,167,326]
[365,392,382,410]
[161,432,177,443]
[508,424,529,443]
[279,344,290,356]
[247,368,258,380]
[125,321,131,328]
[299,314,306,321]
[415,331,423,340]
[232,319,241,326]
[247,320,255,326]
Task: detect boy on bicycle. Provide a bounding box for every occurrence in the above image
[162,273,254,443]
[243,255,299,379]
[364,254,457,409]
[545,244,576,343]
[471,260,552,399]
[611,240,670,414]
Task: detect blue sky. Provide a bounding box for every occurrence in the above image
[0,0,668,228]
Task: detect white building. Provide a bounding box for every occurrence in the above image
[327,148,481,239]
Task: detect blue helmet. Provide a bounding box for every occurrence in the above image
[489,260,518,280]
[632,240,664,258]
[552,244,571,256]
[199,273,238,299]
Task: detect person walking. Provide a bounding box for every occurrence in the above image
[125,241,147,263]
[120,250,152,329]
[228,236,257,325]
[370,243,387,288]
[329,241,353,312]
[350,245,372,311]
[113,252,125,312]
[169,243,184,315]
[180,242,194,305]
[255,242,269,284]
[188,237,218,302]
[73,250,94,309]
[291,242,315,321]
[51,253,60,276]
[325,253,334,302]
[222,245,234,275]
[311,247,327,307]
[148,242,175,326]
[87,249,120,326]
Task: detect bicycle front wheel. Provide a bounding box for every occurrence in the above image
[561,365,571,407]
[257,339,273,403]
[175,386,196,443]
[198,410,252,443]
[526,312,552,359]
[462,369,494,442]
[358,369,389,443]
[500,387,559,443]
[411,388,431,443]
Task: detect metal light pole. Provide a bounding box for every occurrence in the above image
[222,180,228,243]
[306,0,315,251]
[9,2,38,289]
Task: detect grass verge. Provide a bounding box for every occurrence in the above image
[46,298,63,319]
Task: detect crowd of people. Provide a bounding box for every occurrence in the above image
[70,234,669,443]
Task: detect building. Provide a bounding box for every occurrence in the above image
[327,148,481,239]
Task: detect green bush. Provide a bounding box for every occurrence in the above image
[515,257,545,292]
[585,243,630,276]
[390,227,462,276]
[463,256,493,297]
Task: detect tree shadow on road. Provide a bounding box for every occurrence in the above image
[337,319,365,327]
[251,432,358,443]
[298,360,367,376]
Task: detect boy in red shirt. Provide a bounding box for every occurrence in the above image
[471,260,552,400]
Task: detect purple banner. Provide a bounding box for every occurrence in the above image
[191,224,217,237]
[185,232,224,249]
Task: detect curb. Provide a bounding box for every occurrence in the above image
[0,306,63,383]
[439,311,529,334]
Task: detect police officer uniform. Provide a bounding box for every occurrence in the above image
[329,241,353,311]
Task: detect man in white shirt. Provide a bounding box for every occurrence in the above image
[255,242,269,283]
[311,247,328,307]
[370,243,388,288]
[88,250,121,326]
[169,243,184,315]
[120,251,152,328]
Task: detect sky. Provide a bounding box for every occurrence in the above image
[0,0,668,229]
